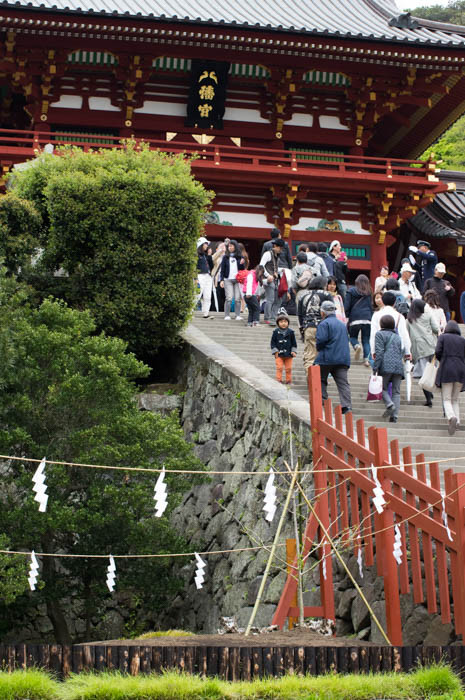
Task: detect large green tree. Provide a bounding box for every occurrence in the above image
[7,144,211,361]
[0,273,205,643]
[407,1,465,25]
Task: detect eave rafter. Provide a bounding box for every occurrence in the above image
[344,67,456,148]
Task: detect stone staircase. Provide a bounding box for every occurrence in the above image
[189,311,465,476]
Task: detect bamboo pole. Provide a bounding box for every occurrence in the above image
[245,463,299,636]
[286,463,391,645]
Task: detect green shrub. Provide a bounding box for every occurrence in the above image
[0,192,42,275]
[9,144,212,361]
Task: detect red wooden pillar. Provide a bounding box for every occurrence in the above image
[446,470,465,638]
[370,426,402,646]
[370,237,388,285]
[308,364,335,622]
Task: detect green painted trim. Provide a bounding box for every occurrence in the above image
[303,70,350,86]
[67,50,118,66]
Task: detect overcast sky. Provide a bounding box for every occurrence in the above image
[395,0,447,9]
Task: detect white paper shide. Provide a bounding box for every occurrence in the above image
[194,552,207,590]
[154,467,168,517]
[106,555,116,592]
[28,551,39,591]
[32,457,48,512]
[263,468,277,522]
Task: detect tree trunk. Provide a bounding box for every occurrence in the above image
[42,556,72,644]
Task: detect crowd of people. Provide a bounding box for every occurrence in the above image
[196,230,465,435]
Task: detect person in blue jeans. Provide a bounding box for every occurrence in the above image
[344,274,373,367]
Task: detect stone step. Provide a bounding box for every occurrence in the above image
[190,311,465,477]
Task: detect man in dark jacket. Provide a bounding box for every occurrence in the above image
[423,262,455,320]
[315,300,352,413]
[261,227,293,269]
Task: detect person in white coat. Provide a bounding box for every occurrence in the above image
[370,291,411,360]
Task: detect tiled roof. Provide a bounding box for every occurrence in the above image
[410,173,465,240]
[2,0,465,46]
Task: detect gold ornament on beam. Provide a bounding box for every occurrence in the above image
[192,134,215,145]
[230,137,241,147]
[166,132,177,142]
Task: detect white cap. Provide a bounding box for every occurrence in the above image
[435,262,446,273]
[329,239,340,252]
[400,262,415,273]
[197,236,210,248]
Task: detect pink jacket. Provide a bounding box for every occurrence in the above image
[241,270,260,296]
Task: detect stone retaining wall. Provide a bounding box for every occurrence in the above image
[160,326,455,646]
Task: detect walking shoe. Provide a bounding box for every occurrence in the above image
[389,416,398,423]
[354,344,363,361]
[264,320,271,325]
[363,359,370,367]
[423,401,433,407]
[253,322,260,326]
[235,315,243,321]
[383,404,394,418]
[224,316,231,320]
[203,314,211,318]
[285,380,292,385]
[341,406,351,414]
[448,416,458,435]
[247,322,253,327]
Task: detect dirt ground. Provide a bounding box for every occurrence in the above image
[90,629,376,647]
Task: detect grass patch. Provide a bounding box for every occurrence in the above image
[60,664,463,700]
[0,669,60,700]
[1,664,463,700]
[136,630,195,639]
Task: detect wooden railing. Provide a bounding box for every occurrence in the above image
[0,128,438,183]
[273,365,465,646]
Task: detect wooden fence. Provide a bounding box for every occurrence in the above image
[273,365,465,646]
[0,642,464,677]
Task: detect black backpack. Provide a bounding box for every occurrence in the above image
[394,295,409,318]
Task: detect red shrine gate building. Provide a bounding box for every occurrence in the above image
[1,0,465,287]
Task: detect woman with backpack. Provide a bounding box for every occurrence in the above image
[344,274,373,366]
[407,299,439,407]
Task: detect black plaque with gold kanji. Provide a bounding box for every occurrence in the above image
[185,59,229,129]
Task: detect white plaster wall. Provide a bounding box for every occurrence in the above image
[50,95,83,109]
[210,211,270,228]
[88,97,121,112]
[318,115,350,130]
[284,113,313,127]
[223,107,269,124]
[134,101,186,116]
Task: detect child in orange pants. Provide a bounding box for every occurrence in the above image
[270,309,297,384]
